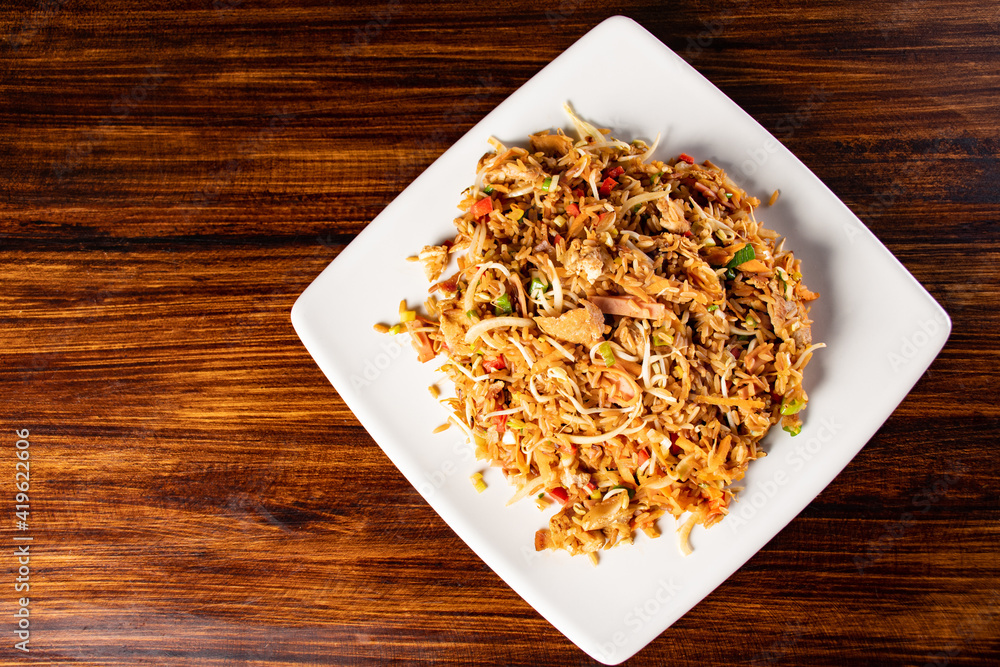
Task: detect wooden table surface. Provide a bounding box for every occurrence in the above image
[2,1,998,665]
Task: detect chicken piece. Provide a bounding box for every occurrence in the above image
[438,309,471,356]
[581,492,631,531]
[769,293,813,348]
[792,322,813,348]
[745,273,770,290]
[655,197,691,234]
[549,511,575,542]
[589,295,666,320]
[562,241,609,284]
[534,299,605,346]
[417,244,449,282]
[534,529,553,551]
[529,131,574,156]
[559,464,590,490]
[795,282,820,301]
[482,161,545,187]
[768,294,798,331]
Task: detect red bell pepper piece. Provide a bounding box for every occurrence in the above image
[470,196,493,218]
[604,165,625,179]
[565,203,580,217]
[492,413,507,433]
[549,487,570,504]
[599,177,617,196]
[483,355,506,373]
[678,153,695,164]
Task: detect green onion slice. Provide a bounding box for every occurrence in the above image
[726,243,756,269]
[780,398,805,415]
[494,294,513,316]
[528,277,548,297]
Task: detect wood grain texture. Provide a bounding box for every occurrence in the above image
[1,0,998,665]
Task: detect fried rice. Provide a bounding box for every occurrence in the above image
[385,104,824,563]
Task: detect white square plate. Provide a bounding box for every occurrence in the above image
[292,16,950,664]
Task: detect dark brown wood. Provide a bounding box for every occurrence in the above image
[1,1,998,664]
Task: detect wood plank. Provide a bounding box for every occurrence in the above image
[1,1,998,664]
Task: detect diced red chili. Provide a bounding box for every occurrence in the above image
[599,177,617,196]
[549,487,570,504]
[470,196,493,218]
[604,165,625,179]
[483,355,506,373]
[492,413,508,433]
[565,203,580,217]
